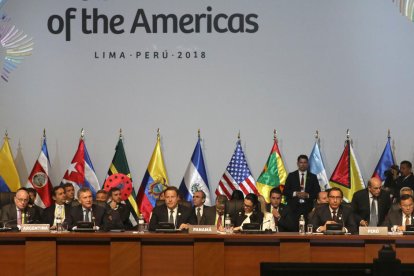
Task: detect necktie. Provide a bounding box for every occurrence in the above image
[84,209,90,222]
[332,210,337,222]
[369,197,378,226]
[217,214,222,228]
[196,207,201,224]
[169,210,174,224]
[300,173,305,191]
[405,214,410,226]
[17,209,22,225]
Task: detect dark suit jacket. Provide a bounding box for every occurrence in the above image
[266,203,296,232]
[41,204,72,226]
[192,205,216,225]
[149,204,194,231]
[0,203,41,229]
[283,170,320,217]
[351,188,391,226]
[66,204,108,230]
[382,209,414,230]
[106,203,134,230]
[395,174,414,200]
[233,210,264,228]
[309,204,358,234]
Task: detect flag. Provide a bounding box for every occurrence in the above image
[179,137,211,206]
[61,136,100,198]
[215,139,258,199]
[256,138,288,203]
[329,139,365,202]
[0,134,20,192]
[26,133,53,208]
[372,137,395,182]
[103,134,139,225]
[309,141,330,191]
[137,132,168,222]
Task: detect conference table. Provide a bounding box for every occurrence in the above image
[1,231,414,276]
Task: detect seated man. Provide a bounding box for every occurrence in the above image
[95,190,108,204]
[390,187,413,212]
[66,187,119,231]
[149,186,194,231]
[1,188,40,229]
[310,187,357,234]
[107,187,133,229]
[27,187,44,216]
[383,194,414,231]
[41,186,71,229]
[212,195,227,231]
[308,191,328,221]
[62,183,79,207]
[191,190,215,225]
[267,187,295,231]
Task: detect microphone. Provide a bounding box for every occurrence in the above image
[0,219,17,230]
[92,216,96,230]
[261,219,271,231]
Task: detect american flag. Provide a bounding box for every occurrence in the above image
[215,140,258,198]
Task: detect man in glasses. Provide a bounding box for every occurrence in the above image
[352,177,391,227]
[1,188,41,229]
[310,187,357,234]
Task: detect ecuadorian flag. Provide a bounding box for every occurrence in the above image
[256,137,287,203]
[137,131,168,222]
[0,134,21,192]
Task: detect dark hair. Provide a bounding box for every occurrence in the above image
[400,194,414,202]
[216,195,228,205]
[297,155,309,162]
[245,193,259,210]
[27,187,37,195]
[400,160,412,169]
[62,183,74,189]
[269,187,282,197]
[97,189,108,195]
[231,190,244,200]
[108,187,120,197]
[52,186,64,197]
[327,187,343,198]
[164,186,179,196]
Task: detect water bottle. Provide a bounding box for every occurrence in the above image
[224,214,232,234]
[299,215,305,235]
[138,214,145,233]
[56,216,62,233]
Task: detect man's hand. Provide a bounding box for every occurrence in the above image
[109,201,117,209]
[297,192,309,199]
[360,220,368,227]
[272,208,280,219]
[320,220,337,232]
[179,223,190,230]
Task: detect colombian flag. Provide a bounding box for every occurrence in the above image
[0,134,21,192]
[256,136,287,203]
[137,131,168,222]
[330,138,365,202]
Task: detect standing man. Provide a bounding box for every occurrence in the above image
[192,190,215,225]
[310,187,357,234]
[351,177,391,227]
[62,183,79,207]
[266,187,295,231]
[1,188,40,229]
[42,186,71,228]
[283,155,320,220]
[383,194,414,231]
[149,186,194,231]
[395,161,414,201]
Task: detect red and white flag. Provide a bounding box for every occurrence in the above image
[26,134,53,208]
[215,139,258,199]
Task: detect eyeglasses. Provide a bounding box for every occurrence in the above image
[244,204,254,208]
[16,198,29,203]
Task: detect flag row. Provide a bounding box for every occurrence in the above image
[0,129,395,222]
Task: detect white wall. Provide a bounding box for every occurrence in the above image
[1,0,414,198]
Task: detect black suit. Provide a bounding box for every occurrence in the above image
[395,174,414,201]
[382,209,414,230]
[309,204,358,234]
[283,170,320,219]
[41,204,72,226]
[232,210,264,228]
[192,205,216,225]
[66,204,109,230]
[0,203,40,229]
[351,188,391,226]
[149,204,194,231]
[107,203,134,230]
[266,203,296,232]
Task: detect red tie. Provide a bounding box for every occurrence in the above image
[300,173,305,191]
[217,214,222,228]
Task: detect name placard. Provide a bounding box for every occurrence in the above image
[359,226,388,235]
[21,224,50,232]
[189,225,217,234]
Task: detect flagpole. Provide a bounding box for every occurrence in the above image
[274,129,277,142]
[42,128,46,146]
[315,130,319,145]
[119,128,123,140]
[80,128,85,140]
